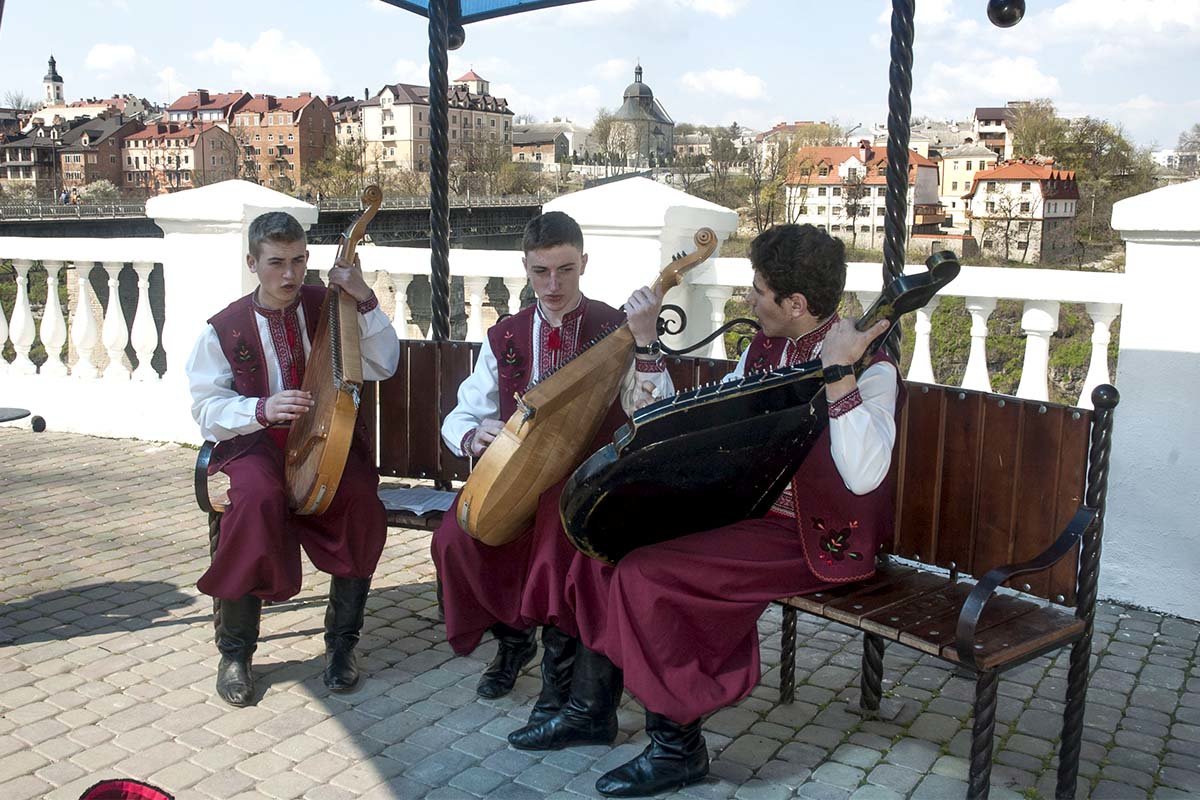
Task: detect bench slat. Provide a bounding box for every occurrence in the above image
[779,566,916,615]
[1050,411,1090,605]
[935,392,985,572]
[949,603,1085,671]
[821,570,948,626]
[893,386,944,562]
[1012,402,1069,600]
[973,395,1023,573]
[859,582,973,645]
[900,590,1041,653]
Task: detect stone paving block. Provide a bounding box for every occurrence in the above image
[796,781,852,800]
[1092,780,1149,799]
[515,762,573,793]
[0,774,54,800]
[721,734,783,770]
[810,761,865,790]
[733,778,791,800]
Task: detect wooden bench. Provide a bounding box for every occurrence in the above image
[194,340,1119,800]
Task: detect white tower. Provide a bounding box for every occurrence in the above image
[43,55,64,106]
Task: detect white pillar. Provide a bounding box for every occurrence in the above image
[38,260,68,377]
[1014,300,1060,402]
[8,259,37,375]
[463,276,488,342]
[101,262,130,380]
[1104,179,1200,619]
[961,297,996,392]
[1078,302,1120,410]
[130,262,160,381]
[503,277,526,316]
[907,295,940,384]
[391,274,418,340]
[702,285,733,359]
[70,263,100,379]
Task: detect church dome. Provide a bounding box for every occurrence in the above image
[623,65,653,100]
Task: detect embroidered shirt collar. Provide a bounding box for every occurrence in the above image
[252,289,302,320]
[535,295,586,328]
[788,313,837,349]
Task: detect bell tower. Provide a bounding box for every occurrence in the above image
[44,55,65,105]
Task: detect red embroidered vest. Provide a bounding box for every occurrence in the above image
[487,297,629,452]
[742,329,903,584]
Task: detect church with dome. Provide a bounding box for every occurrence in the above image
[609,65,675,166]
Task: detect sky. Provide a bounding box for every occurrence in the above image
[2,0,1198,150]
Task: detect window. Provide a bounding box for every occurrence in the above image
[818,187,827,196]
[818,166,829,176]
[987,181,996,191]
[798,205,808,214]
[986,202,996,213]
[288,133,294,141]
[877,164,886,175]
[1018,241,1028,250]
[966,161,973,170]
[491,119,496,127]
[876,207,885,216]
[952,181,958,191]
[1021,181,1031,191]
[861,225,870,233]
[833,206,842,216]
[831,224,841,231]
[1018,221,1030,232]
[832,187,841,196]
[817,206,826,215]
[1020,202,1030,213]
[877,187,886,196]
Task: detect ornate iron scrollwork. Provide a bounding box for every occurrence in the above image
[655,304,761,357]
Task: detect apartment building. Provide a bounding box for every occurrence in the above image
[785,141,944,249]
[0,119,84,196]
[121,122,238,195]
[973,106,1016,160]
[937,143,999,228]
[963,159,1079,262]
[59,116,145,189]
[167,90,252,128]
[230,93,335,191]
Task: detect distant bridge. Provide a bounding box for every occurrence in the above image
[0,195,543,246]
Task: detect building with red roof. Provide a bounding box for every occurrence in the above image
[784,141,946,249]
[121,122,238,195]
[230,93,335,192]
[167,90,252,127]
[962,158,1079,262]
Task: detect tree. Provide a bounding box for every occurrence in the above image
[1179,123,1200,152]
[842,165,871,249]
[747,138,797,233]
[591,107,615,165]
[305,143,370,198]
[2,91,35,111]
[708,124,739,199]
[976,193,1037,262]
[78,180,119,203]
[1010,98,1069,159]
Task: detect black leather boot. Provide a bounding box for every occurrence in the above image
[527,626,578,726]
[476,623,537,699]
[508,640,622,750]
[595,711,709,797]
[323,576,371,691]
[215,595,262,707]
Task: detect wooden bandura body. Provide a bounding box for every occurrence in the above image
[285,185,383,515]
[458,227,719,545]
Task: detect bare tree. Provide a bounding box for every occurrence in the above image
[2,91,36,111]
[977,193,1038,262]
[747,138,796,233]
[841,164,871,249]
[1179,123,1200,152]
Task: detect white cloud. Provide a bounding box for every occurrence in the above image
[676,0,747,17]
[390,59,426,85]
[156,67,187,104]
[915,57,1060,118]
[491,82,602,126]
[680,68,767,100]
[193,30,333,95]
[593,58,633,81]
[85,43,144,77]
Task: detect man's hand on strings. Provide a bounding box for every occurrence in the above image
[265,390,313,424]
[328,254,373,303]
[626,285,664,349]
[470,418,505,457]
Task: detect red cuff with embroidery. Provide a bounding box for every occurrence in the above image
[828,388,863,419]
[356,292,379,314]
[634,356,667,374]
[461,428,477,458]
[255,397,270,427]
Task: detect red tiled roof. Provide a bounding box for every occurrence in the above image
[124,122,219,143]
[962,159,1079,199]
[239,93,318,115]
[456,70,484,82]
[167,90,248,112]
[786,145,935,186]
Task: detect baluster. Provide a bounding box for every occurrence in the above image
[101,261,130,380]
[130,262,159,381]
[1077,303,1120,409]
[463,276,488,342]
[962,297,997,392]
[1015,300,1060,401]
[39,260,68,376]
[70,263,100,378]
[503,277,526,316]
[8,259,37,375]
[391,274,420,339]
[704,285,734,359]
[907,295,940,383]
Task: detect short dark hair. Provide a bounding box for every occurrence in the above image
[749,224,846,319]
[522,210,584,254]
[248,212,306,258]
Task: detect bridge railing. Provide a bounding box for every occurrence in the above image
[315,193,546,211]
[0,202,148,221]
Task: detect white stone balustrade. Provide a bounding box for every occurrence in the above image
[38,260,67,377]
[463,276,489,342]
[963,297,998,393]
[1014,300,1060,402]
[9,260,37,375]
[130,262,159,381]
[101,262,130,380]
[70,263,100,379]
[907,296,939,384]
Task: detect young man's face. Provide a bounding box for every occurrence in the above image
[248,238,309,310]
[524,243,587,316]
[748,270,800,338]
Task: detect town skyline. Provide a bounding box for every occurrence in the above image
[2,0,1198,149]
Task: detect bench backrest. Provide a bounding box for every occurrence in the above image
[366,341,1095,606]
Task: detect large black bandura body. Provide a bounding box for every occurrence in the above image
[560,251,961,564]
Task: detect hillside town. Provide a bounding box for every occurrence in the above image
[2,54,1197,265]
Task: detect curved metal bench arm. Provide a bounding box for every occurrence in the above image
[195,441,219,514]
[954,505,1099,669]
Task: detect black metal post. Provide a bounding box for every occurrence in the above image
[881,0,916,361]
[427,0,452,341]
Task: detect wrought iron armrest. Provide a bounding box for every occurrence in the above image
[194,441,219,514]
[954,505,1099,669]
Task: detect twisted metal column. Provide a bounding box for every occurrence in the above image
[880,0,916,361]
[969,670,999,800]
[860,633,885,712]
[1057,385,1119,799]
[427,0,451,341]
[779,605,797,704]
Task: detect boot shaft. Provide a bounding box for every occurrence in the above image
[325,576,371,650]
[216,595,262,658]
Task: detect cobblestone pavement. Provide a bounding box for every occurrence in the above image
[2,428,1198,800]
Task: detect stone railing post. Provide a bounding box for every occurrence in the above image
[1105,179,1200,620]
[130,262,159,381]
[907,295,940,383]
[704,285,733,359]
[1077,302,1120,409]
[464,275,488,342]
[38,260,68,377]
[8,259,37,375]
[503,277,526,316]
[1014,300,1060,401]
[962,297,997,392]
[70,263,100,379]
[101,262,130,380]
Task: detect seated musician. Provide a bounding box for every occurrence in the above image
[185,211,399,707]
[433,210,671,742]
[549,224,897,797]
